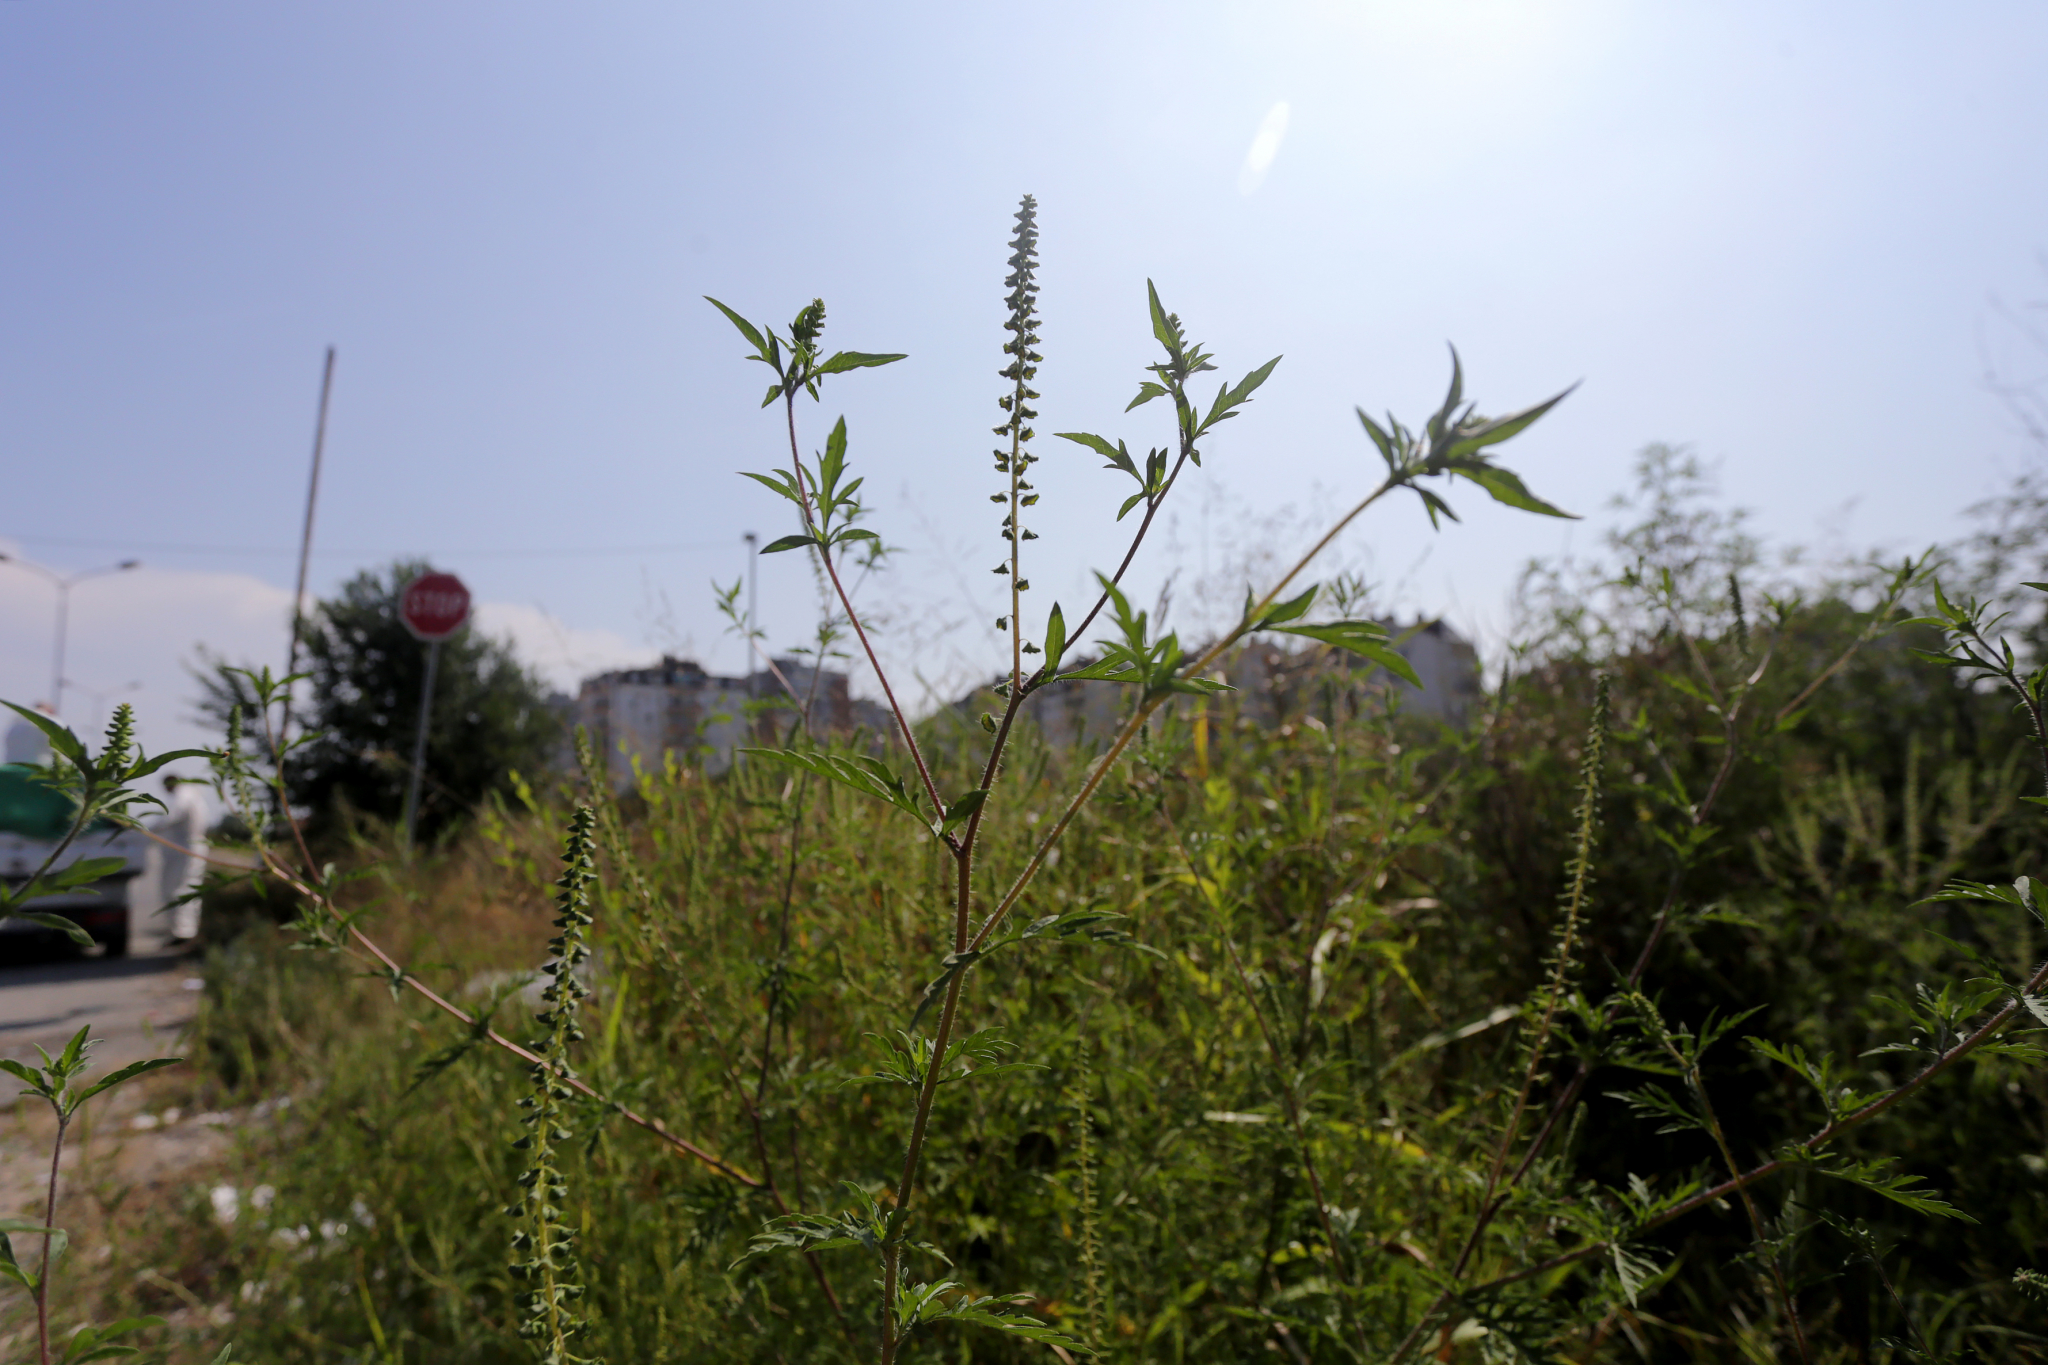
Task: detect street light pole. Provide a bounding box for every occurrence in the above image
[61,679,143,738]
[743,531,758,699]
[0,557,142,716]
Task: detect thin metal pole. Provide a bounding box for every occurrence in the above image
[282,347,337,735]
[744,531,758,699]
[400,639,441,849]
[51,583,69,716]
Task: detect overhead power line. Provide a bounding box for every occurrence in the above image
[0,534,735,561]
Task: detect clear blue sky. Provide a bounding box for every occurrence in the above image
[5,2,2046,757]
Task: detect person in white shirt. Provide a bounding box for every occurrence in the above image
[158,774,210,943]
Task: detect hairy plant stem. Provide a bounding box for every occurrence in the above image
[872,468,1402,1362]
[36,1112,66,1365]
[780,394,947,827]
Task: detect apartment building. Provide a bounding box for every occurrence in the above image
[573,655,887,789]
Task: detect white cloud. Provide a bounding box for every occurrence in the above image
[1238,101,1292,196]
[0,559,291,765]
[470,601,645,695]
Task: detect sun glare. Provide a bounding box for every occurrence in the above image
[1238,100,1293,196]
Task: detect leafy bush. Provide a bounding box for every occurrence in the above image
[198,559,559,840]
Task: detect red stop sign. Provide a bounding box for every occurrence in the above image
[399,572,472,642]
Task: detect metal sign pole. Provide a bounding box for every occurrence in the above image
[283,346,337,740]
[399,638,442,850]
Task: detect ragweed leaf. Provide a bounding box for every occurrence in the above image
[2,913,95,946]
[705,296,771,358]
[815,350,907,375]
[1268,621,1422,688]
[71,1057,182,1113]
[896,1280,1086,1351]
[1787,1152,1974,1221]
[740,748,928,828]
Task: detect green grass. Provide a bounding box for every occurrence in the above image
[64,604,2048,1361]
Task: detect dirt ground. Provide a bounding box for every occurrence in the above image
[0,929,243,1354]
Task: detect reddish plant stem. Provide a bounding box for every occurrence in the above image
[779,395,946,824]
[35,1113,66,1365]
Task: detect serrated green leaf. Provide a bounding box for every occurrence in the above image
[44,857,126,891]
[1271,622,1421,687]
[1056,659,1144,685]
[1146,280,1178,358]
[1198,354,1283,435]
[705,296,770,355]
[1,702,87,767]
[3,913,96,946]
[1438,383,1578,461]
[61,1316,170,1365]
[1451,462,1576,519]
[1415,486,1459,527]
[1056,432,1140,481]
[1042,602,1068,673]
[1125,381,1169,412]
[1795,1154,1974,1221]
[73,1057,182,1111]
[814,350,907,375]
[739,469,806,505]
[58,1024,90,1075]
[123,749,213,780]
[740,748,928,827]
[821,414,849,484]
[1356,408,1398,469]
[1249,584,1317,629]
[0,1221,35,1290]
[939,789,987,836]
[906,949,984,1031]
[0,1219,67,1278]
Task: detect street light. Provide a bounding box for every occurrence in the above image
[0,555,142,717]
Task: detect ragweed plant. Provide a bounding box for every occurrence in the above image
[0,702,206,943]
[993,194,1044,686]
[507,806,600,1364]
[0,1030,181,1365]
[0,705,201,1364]
[705,193,1578,1361]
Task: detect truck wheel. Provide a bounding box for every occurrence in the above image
[99,929,130,959]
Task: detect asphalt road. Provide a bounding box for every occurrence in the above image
[0,903,200,1075]
[0,907,226,1257]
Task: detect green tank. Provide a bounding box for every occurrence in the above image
[0,764,77,840]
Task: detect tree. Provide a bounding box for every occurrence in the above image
[200,560,561,839]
